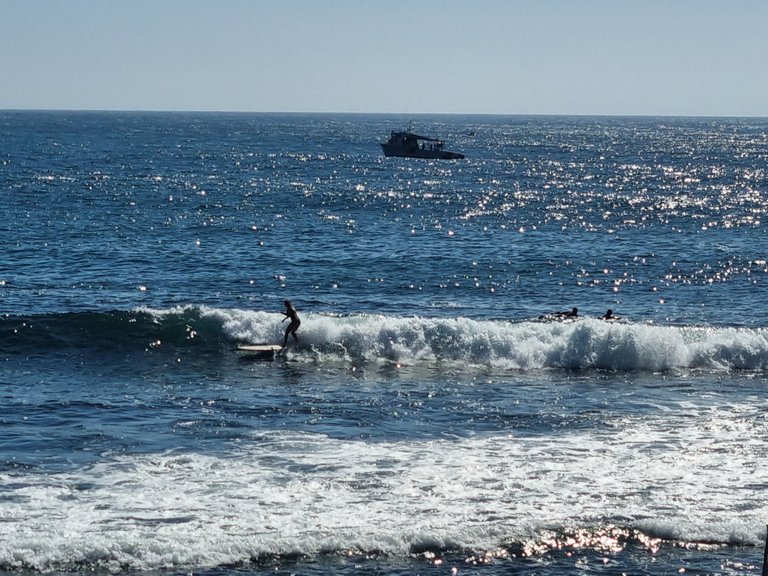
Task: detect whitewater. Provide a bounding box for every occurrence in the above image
[6,306,768,372]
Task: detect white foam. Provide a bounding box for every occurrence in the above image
[3,402,768,571]
[185,307,768,372]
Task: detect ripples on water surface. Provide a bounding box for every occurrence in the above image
[3,112,768,322]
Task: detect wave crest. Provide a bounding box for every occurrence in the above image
[2,307,767,372]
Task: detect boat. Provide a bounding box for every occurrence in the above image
[381,128,465,159]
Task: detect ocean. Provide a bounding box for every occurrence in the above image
[1,111,768,575]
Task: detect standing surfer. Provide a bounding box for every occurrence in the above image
[281,300,300,347]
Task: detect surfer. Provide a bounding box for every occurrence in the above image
[538,307,578,321]
[601,309,620,321]
[281,300,300,347]
[556,307,578,319]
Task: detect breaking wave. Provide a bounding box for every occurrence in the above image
[2,306,768,372]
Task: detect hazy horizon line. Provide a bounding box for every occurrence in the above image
[3,108,767,120]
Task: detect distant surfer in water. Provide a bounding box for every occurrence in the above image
[601,309,620,321]
[281,300,300,347]
[538,307,578,321]
[556,307,578,319]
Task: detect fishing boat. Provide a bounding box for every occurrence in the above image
[381,128,465,159]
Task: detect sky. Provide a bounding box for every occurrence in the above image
[1,0,767,116]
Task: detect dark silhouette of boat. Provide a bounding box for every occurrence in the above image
[381,129,465,159]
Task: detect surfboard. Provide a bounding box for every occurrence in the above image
[237,344,284,354]
[535,314,579,323]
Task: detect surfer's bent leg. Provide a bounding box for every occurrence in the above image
[283,320,300,346]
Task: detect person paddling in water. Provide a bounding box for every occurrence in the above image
[601,309,620,321]
[281,300,300,347]
[538,306,578,321]
[555,307,578,319]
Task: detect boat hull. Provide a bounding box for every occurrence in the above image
[381,144,465,160]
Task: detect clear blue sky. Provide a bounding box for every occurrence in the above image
[2,0,766,116]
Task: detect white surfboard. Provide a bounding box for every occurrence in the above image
[237,344,284,354]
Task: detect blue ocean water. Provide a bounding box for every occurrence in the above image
[1,111,768,575]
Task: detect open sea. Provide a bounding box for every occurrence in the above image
[2,111,768,575]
